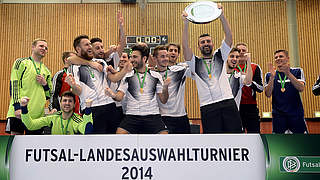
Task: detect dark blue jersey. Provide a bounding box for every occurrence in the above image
[265,68,305,116]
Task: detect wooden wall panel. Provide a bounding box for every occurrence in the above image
[296,0,320,118]
[0,1,318,121]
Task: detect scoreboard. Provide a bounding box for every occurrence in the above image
[126,35,168,48]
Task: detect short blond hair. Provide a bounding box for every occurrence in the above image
[32,38,47,46]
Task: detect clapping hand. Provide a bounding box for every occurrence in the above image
[268,62,276,78]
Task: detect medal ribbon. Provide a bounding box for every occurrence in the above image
[30,57,42,75]
[228,70,235,82]
[163,68,168,80]
[135,67,148,91]
[60,114,71,135]
[237,63,246,73]
[86,67,95,78]
[202,59,212,78]
[278,73,287,90]
[63,67,68,74]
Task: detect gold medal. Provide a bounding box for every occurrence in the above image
[136,67,147,95]
[209,74,212,79]
[278,73,287,93]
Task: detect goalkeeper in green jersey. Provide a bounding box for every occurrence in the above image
[20,91,93,135]
[6,38,52,135]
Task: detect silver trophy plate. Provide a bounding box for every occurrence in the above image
[185,1,222,24]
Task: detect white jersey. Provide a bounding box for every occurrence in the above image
[105,52,120,68]
[186,40,233,107]
[113,79,123,108]
[108,53,122,107]
[156,64,191,117]
[71,58,114,110]
[118,69,163,115]
[227,71,246,109]
[113,66,127,111]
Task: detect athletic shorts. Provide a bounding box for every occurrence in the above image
[119,114,168,134]
[115,106,125,124]
[239,104,260,133]
[162,115,191,134]
[91,103,119,134]
[200,99,243,133]
[6,117,43,135]
[272,113,307,134]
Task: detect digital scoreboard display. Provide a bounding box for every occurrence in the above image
[126,35,168,48]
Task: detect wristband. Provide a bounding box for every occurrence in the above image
[43,84,50,91]
[21,105,28,114]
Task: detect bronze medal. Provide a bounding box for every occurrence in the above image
[140,88,143,94]
[281,88,285,92]
[209,74,212,79]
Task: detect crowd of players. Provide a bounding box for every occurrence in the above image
[5,7,320,135]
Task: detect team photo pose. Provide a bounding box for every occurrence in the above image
[182,4,243,133]
[106,44,170,134]
[153,45,191,134]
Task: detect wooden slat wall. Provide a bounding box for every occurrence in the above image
[296,0,320,118]
[0,1,318,120]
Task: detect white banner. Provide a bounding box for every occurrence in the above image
[10,134,265,180]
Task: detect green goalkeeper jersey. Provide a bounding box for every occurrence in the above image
[21,111,93,135]
[7,57,52,119]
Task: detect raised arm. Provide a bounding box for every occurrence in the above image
[20,97,50,131]
[104,11,126,58]
[218,4,232,47]
[243,53,253,85]
[116,11,125,56]
[182,11,193,61]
